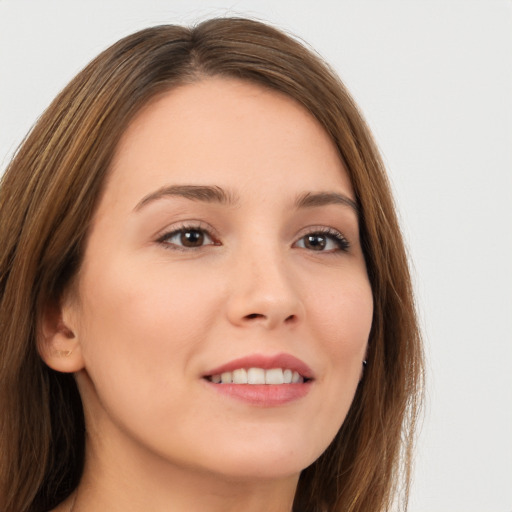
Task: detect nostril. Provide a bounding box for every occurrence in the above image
[242,313,297,324]
[246,313,265,320]
[284,314,297,324]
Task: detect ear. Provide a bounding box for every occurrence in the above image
[38,295,85,373]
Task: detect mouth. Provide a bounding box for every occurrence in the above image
[201,353,314,405]
[205,367,311,384]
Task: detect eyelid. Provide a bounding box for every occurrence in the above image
[294,225,350,252]
[156,221,220,249]
[154,222,350,253]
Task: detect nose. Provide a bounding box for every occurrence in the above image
[225,246,303,330]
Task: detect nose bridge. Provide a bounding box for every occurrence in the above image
[226,236,302,328]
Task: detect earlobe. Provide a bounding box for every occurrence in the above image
[37,299,85,373]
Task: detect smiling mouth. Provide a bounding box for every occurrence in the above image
[205,367,310,385]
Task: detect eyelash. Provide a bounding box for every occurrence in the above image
[295,226,350,253]
[157,224,350,253]
[157,223,219,252]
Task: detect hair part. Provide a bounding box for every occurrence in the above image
[0,18,423,512]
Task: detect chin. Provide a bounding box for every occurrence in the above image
[183,433,327,482]
[204,456,309,482]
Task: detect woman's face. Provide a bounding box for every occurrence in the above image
[66,78,373,481]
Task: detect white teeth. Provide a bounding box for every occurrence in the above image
[265,368,284,384]
[220,371,232,384]
[247,368,266,384]
[211,368,306,385]
[232,368,247,384]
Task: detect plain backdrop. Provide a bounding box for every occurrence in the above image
[1,1,511,511]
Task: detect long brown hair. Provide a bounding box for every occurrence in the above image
[0,17,423,512]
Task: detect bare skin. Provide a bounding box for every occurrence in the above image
[44,78,373,512]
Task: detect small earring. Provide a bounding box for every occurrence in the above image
[55,349,73,357]
[359,359,368,383]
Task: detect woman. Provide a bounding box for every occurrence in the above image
[0,17,423,512]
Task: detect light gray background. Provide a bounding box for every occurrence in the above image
[1,1,511,511]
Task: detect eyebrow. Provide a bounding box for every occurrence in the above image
[134,184,358,215]
[134,185,239,211]
[294,191,359,215]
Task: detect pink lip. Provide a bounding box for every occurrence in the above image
[202,353,315,407]
[204,382,312,406]
[203,353,315,380]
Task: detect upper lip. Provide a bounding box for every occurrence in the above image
[203,353,315,380]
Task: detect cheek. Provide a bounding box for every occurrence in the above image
[76,259,222,395]
[307,269,373,354]
[304,270,373,425]
[74,258,230,451]
[81,255,220,340]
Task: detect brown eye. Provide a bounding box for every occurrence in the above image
[160,227,215,250]
[304,234,327,251]
[295,229,350,252]
[180,229,204,247]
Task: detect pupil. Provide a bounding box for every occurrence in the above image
[305,234,326,250]
[181,230,204,247]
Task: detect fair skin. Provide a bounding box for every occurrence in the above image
[42,78,373,512]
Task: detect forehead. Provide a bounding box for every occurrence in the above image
[105,77,354,209]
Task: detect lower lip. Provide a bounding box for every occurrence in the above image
[204,381,312,406]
